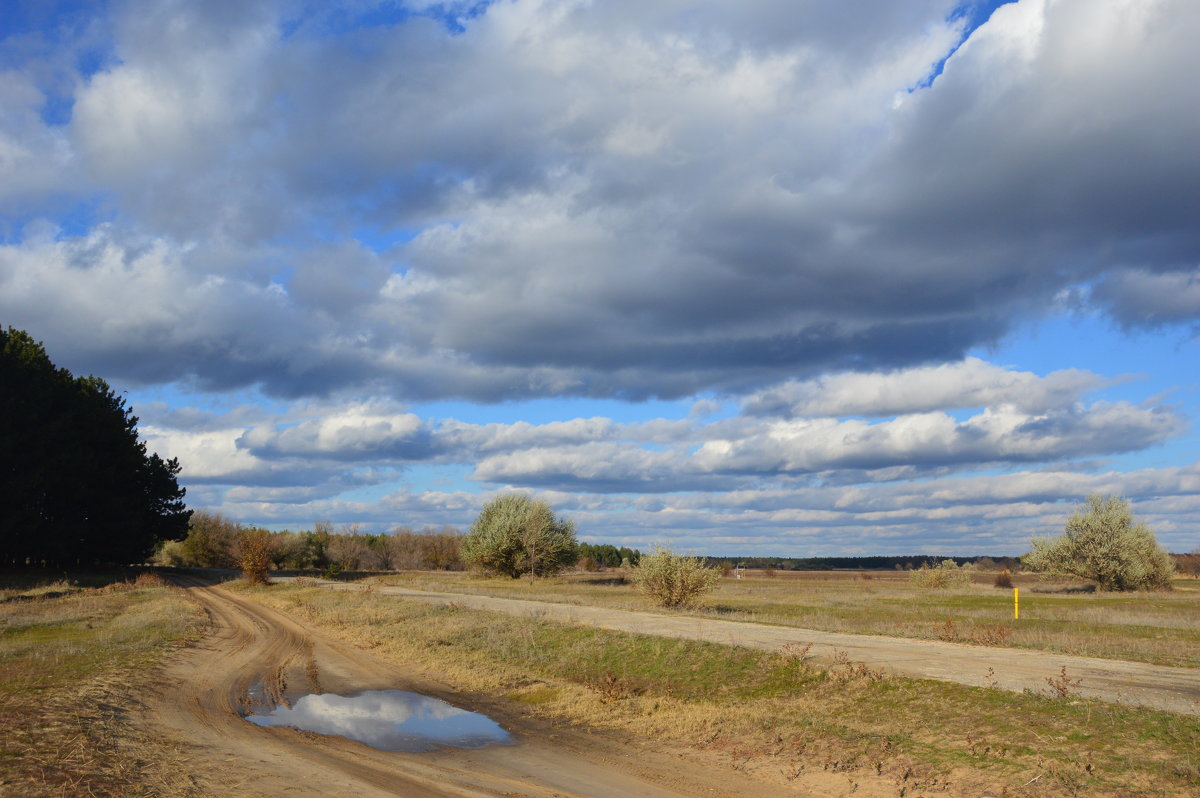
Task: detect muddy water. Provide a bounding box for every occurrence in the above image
[246,689,514,752]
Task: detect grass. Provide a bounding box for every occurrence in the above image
[364,569,1200,668]
[241,581,1200,798]
[0,571,206,797]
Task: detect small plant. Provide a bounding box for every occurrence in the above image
[1045,666,1083,699]
[780,641,814,661]
[935,617,958,641]
[993,568,1014,588]
[633,545,720,608]
[909,560,971,589]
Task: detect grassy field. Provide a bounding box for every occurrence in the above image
[363,569,1200,668]
[0,571,205,797]
[242,580,1200,798]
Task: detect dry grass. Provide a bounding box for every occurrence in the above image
[365,569,1200,667]
[242,582,1200,798]
[0,572,205,797]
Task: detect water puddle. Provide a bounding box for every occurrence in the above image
[245,689,514,752]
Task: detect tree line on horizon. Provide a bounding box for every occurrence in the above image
[157,512,466,573]
[160,509,646,575]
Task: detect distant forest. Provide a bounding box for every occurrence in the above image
[702,555,1024,571]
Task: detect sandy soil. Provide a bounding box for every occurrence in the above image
[146,576,869,797]
[307,579,1200,716]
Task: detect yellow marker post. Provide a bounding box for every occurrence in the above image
[1014,587,1019,620]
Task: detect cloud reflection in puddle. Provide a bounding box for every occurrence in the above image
[246,689,514,752]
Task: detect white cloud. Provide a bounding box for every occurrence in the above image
[743,358,1107,417]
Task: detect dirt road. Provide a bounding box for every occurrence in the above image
[304,579,1200,716]
[146,576,817,797]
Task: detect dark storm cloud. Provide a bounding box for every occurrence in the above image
[1090,268,1200,329]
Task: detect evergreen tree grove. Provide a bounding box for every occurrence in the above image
[0,327,191,567]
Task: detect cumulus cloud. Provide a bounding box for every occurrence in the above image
[3,0,1195,399]
[743,358,1107,417]
[237,407,434,460]
[6,0,1199,554]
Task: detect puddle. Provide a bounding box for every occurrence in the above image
[245,689,514,752]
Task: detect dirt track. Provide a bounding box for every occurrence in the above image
[146,576,820,797]
[304,579,1200,716]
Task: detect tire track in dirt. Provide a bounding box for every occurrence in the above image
[303,580,1200,716]
[146,576,818,797]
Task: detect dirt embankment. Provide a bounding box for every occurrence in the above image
[146,576,828,797]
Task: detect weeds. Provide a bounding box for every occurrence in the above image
[779,641,813,661]
[934,618,1013,646]
[1045,666,1083,699]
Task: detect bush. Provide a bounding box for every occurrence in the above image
[1024,495,1174,591]
[462,494,579,579]
[237,528,273,585]
[909,559,971,589]
[993,568,1014,589]
[633,545,720,608]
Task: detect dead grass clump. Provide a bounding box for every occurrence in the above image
[133,572,167,588]
[935,618,1013,646]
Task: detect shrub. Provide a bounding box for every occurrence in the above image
[908,559,971,589]
[462,494,579,579]
[993,568,1014,589]
[237,528,273,585]
[633,545,720,608]
[1024,495,1175,591]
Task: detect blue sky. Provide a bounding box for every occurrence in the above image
[2,0,1198,556]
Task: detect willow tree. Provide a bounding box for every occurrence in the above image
[1024,495,1174,591]
[462,494,578,579]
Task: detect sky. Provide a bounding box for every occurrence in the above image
[2,0,1198,556]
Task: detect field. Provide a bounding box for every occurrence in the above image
[244,578,1200,797]
[364,568,1200,668]
[3,567,1198,797]
[0,572,205,797]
